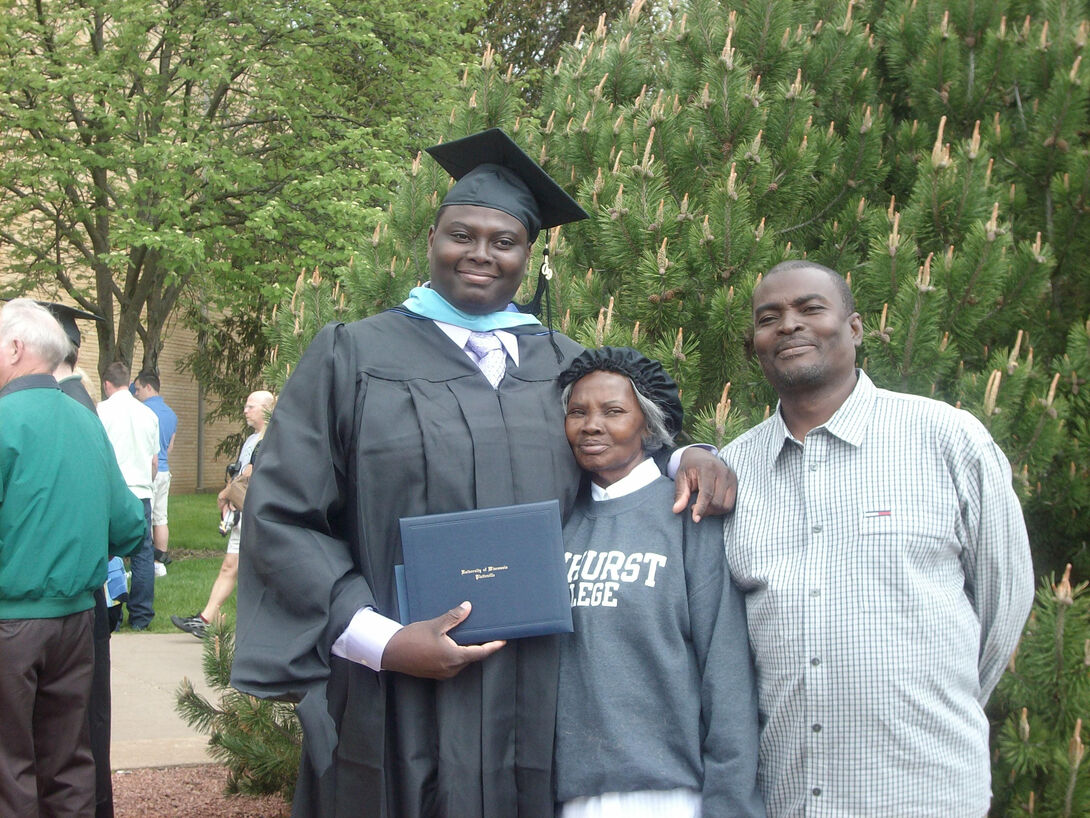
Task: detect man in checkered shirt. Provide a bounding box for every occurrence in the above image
[721,260,1034,817]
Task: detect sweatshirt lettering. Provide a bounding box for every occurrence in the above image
[565,550,668,607]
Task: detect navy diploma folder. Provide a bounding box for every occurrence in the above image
[396,499,573,645]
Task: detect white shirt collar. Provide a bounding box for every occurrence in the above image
[589,457,661,501]
[434,320,521,367]
[105,387,136,403]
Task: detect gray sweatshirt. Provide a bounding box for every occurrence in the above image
[555,476,764,817]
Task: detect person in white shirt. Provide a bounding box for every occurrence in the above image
[97,361,158,630]
[172,390,275,637]
[721,260,1034,817]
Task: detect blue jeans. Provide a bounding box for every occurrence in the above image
[125,499,154,628]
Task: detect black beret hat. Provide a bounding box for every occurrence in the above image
[558,346,684,436]
[426,128,589,243]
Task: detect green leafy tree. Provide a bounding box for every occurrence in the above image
[0,0,481,383]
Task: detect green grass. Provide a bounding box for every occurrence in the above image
[167,492,224,553]
[141,492,238,634]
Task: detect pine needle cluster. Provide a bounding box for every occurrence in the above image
[175,621,301,802]
[992,565,1090,816]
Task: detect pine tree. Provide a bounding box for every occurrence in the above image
[992,565,1090,817]
[264,0,1090,803]
[175,620,301,801]
[265,0,1090,580]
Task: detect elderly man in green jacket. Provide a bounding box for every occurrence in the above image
[0,298,146,817]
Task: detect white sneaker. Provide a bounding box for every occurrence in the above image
[154,562,167,578]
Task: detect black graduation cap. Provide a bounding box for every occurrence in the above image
[425,128,589,242]
[37,301,105,349]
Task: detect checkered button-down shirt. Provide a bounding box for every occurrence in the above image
[721,371,1033,817]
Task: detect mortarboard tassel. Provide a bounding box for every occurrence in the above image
[517,234,564,363]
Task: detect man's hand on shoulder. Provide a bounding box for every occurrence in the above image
[673,447,737,522]
[380,602,505,680]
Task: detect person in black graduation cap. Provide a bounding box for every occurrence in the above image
[230,128,737,818]
[39,301,119,818]
[38,301,104,412]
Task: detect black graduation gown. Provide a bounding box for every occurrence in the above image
[232,309,583,818]
[59,374,115,817]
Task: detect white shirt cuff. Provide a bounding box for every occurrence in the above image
[330,607,403,670]
[665,443,717,478]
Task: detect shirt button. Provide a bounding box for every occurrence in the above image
[812,723,822,732]
[809,463,818,471]
[810,588,821,597]
[812,788,822,797]
[811,657,821,667]
[812,524,823,533]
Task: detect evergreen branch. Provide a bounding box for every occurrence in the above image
[1012,81,1027,132]
[1012,406,1055,476]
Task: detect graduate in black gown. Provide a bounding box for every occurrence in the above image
[231,129,737,818]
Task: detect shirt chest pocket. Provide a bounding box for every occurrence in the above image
[853,506,958,613]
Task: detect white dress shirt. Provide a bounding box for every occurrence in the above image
[587,456,660,501]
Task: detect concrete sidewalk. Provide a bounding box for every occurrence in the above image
[109,631,217,769]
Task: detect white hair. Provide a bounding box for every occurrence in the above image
[0,298,71,370]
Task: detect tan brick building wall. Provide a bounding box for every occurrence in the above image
[81,317,244,494]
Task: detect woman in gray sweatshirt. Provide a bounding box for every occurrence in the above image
[555,346,763,818]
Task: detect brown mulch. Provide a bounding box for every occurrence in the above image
[112,765,290,818]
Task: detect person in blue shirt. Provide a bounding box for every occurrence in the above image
[135,372,178,567]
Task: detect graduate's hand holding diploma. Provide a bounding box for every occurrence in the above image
[672,447,738,522]
[380,601,507,679]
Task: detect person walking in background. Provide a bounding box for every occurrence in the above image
[98,361,160,631]
[135,372,178,572]
[721,260,1034,816]
[554,347,763,818]
[172,390,275,638]
[0,299,145,817]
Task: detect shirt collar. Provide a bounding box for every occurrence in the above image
[434,321,521,367]
[589,457,660,501]
[0,373,60,401]
[768,369,878,464]
[823,370,877,446]
[105,387,136,403]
